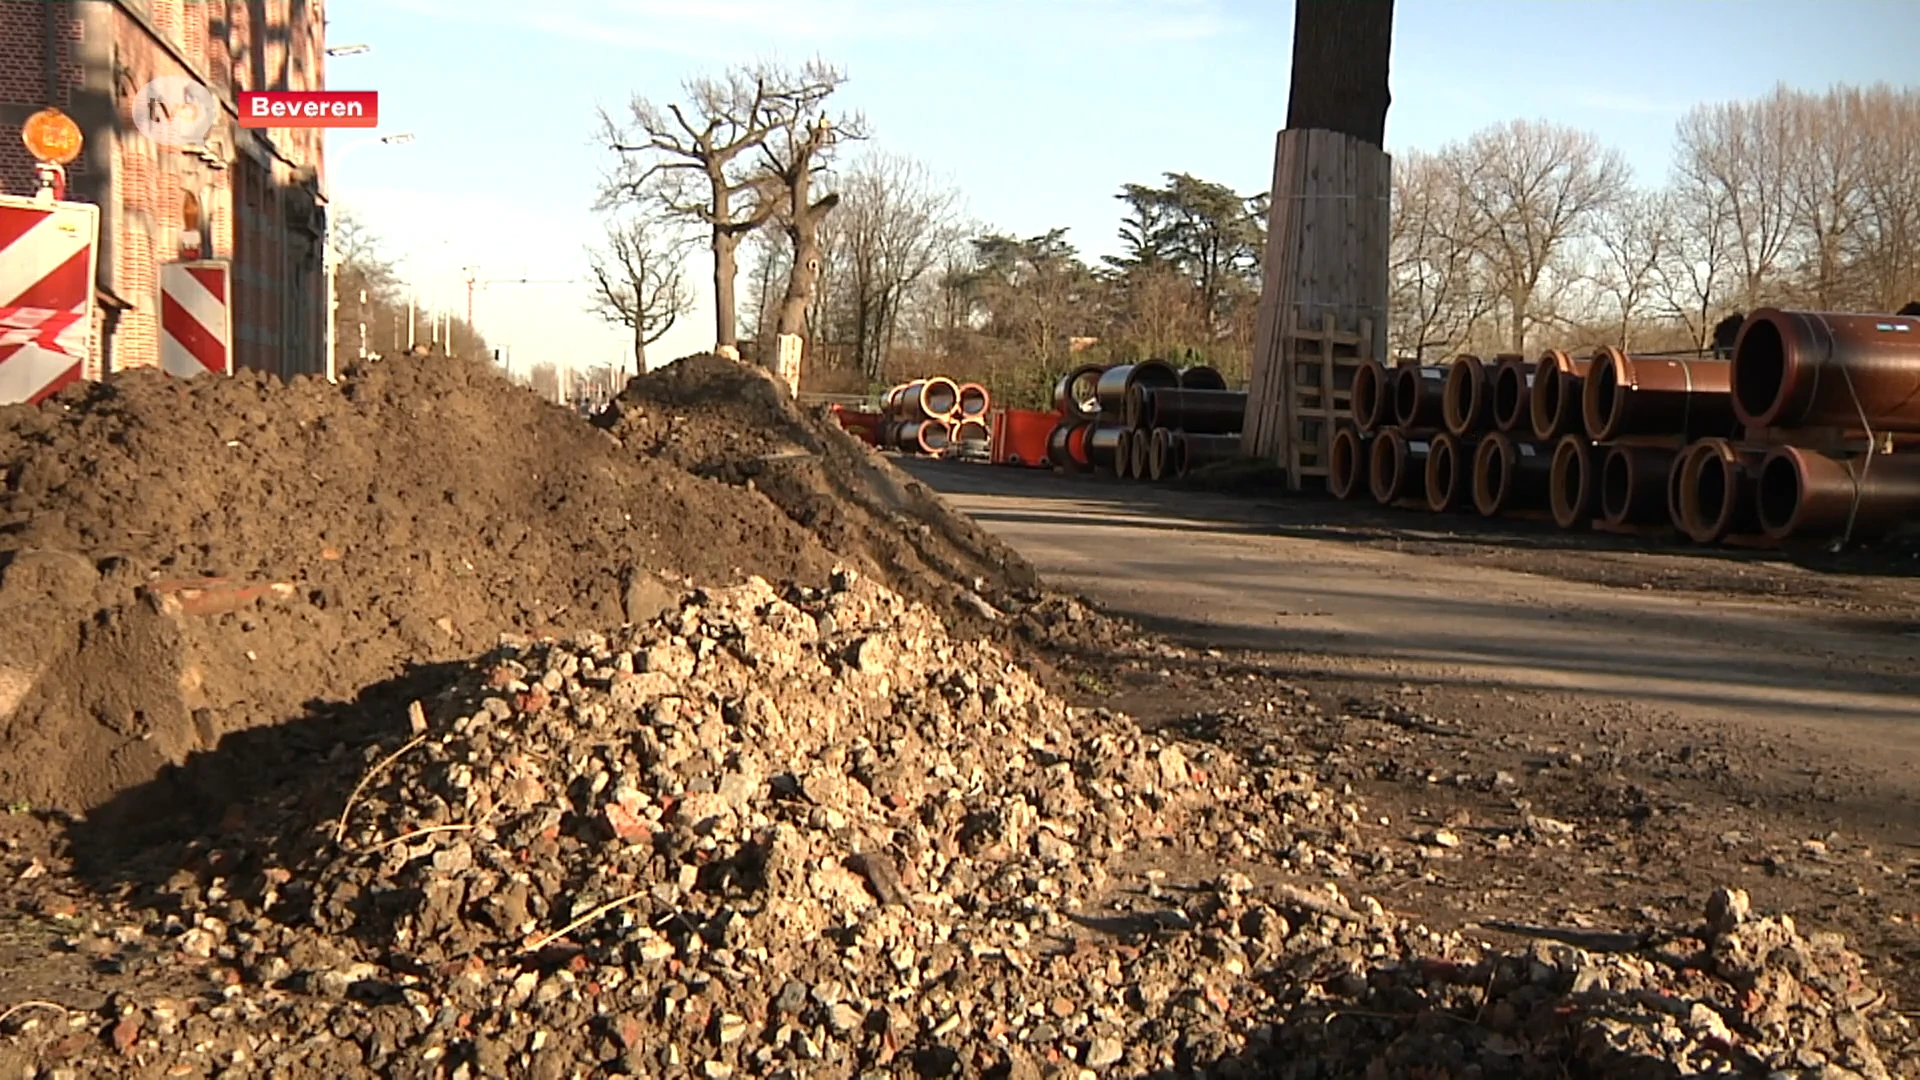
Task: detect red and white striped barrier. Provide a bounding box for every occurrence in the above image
[160,260,231,377]
[0,196,98,405]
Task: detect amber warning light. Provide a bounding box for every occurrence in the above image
[238,91,378,129]
[22,108,82,164]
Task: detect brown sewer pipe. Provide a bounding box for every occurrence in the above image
[1582,347,1737,442]
[1548,435,1593,529]
[1531,350,1593,441]
[1443,355,1494,436]
[1490,354,1534,434]
[1147,389,1248,435]
[1731,307,1920,431]
[1598,444,1679,528]
[1756,446,1920,543]
[1329,427,1367,500]
[890,419,952,454]
[1129,426,1152,478]
[1370,428,1428,504]
[1472,431,1550,516]
[1113,428,1135,478]
[1677,438,1765,543]
[1394,365,1447,430]
[1124,383,1151,430]
[1351,360,1392,434]
[956,383,990,418]
[1424,432,1475,512]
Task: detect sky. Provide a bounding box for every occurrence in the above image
[321,0,1918,378]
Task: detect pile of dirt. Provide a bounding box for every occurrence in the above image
[0,352,1037,819]
[598,355,1040,629]
[0,574,1905,1077]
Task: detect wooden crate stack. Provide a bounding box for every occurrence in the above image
[1240,127,1391,490]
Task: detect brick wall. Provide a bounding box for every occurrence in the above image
[0,1,86,198]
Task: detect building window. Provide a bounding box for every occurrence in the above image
[181,189,207,261]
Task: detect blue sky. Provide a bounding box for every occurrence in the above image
[323,0,1917,377]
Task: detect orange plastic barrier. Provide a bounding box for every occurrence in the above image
[990,408,1059,468]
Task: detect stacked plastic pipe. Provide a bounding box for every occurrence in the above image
[1331,306,1920,548]
[1044,361,1246,480]
[836,376,993,456]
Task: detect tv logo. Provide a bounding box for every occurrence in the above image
[132,76,216,147]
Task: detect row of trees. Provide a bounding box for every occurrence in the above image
[329,213,492,366]
[1392,84,1920,360]
[590,69,1918,407]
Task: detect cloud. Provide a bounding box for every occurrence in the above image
[384,0,1233,57]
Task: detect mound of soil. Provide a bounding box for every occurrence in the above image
[0,352,1029,819]
[598,355,1041,627]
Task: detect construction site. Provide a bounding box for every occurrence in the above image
[2,1,1919,1078]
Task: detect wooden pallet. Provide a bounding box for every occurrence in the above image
[1282,313,1373,490]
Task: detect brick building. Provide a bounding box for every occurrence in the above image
[0,0,328,379]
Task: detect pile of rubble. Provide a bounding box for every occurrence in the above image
[2,573,1905,1077]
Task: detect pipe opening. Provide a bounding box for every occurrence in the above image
[1493,365,1525,430]
[1534,371,1564,434]
[1600,448,1632,521]
[1171,434,1190,476]
[920,422,952,452]
[1757,452,1802,534]
[1443,361,1479,432]
[1696,454,1731,531]
[1587,359,1621,437]
[1393,368,1421,428]
[1478,442,1509,511]
[1733,318,1786,424]
[1330,429,1362,497]
[1370,434,1402,502]
[923,381,958,416]
[1428,440,1456,507]
[1352,365,1382,429]
[1550,439,1587,524]
[957,384,989,416]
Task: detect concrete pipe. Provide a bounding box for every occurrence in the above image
[954,418,990,445]
[888,377,961,421]
[1329,426,1367,500]
[1394,365,1447,431]
[1581,347,1736,442]
[1094,360,1180,417]
[1049,421,1093,471]
[1599,443,1680,528]
[1424,432,1475,512]
[1086,423,1125,471]
[1147,389,1248,435]
[1490,355,1534,434]
[956,382,990,418]
[1531,350,1593,442]
[1129,425,1152,479]
[1053,364,1105,421]
[1370,428,1429,504]
[890,419,953,455]
[1179,365,1229,391]
[1148,427,1175,481]
[1471,432,1549,516]
[1677,438,1764,544]
[1756,445,1920,543]
[1112,428,1135,478]
[1351,360,1392,434]
[1548,435,1594,529]
[1732,307,1920,432]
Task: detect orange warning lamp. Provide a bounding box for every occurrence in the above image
[22,108,82,165]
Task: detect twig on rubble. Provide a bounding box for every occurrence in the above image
[1270,883,1364,923]
[1477,921,1647,953]
[365,824,476,853]
[523,889,649,953]
[333,732,429,844]
[0,1000,70,1028]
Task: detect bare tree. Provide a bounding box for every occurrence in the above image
[1388,149,1494,361]
[1446,120,1630,353]
[1836,84,1920,310]
[586,213,695,373]
[836,150,963,379]
[1591,188,1673,351]
[598,63,842,354]
[753,59,866,366]
[1674,92,1797,308]
[1778,86,1871,308]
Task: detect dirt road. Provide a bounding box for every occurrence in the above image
[907,457,1920,1004]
